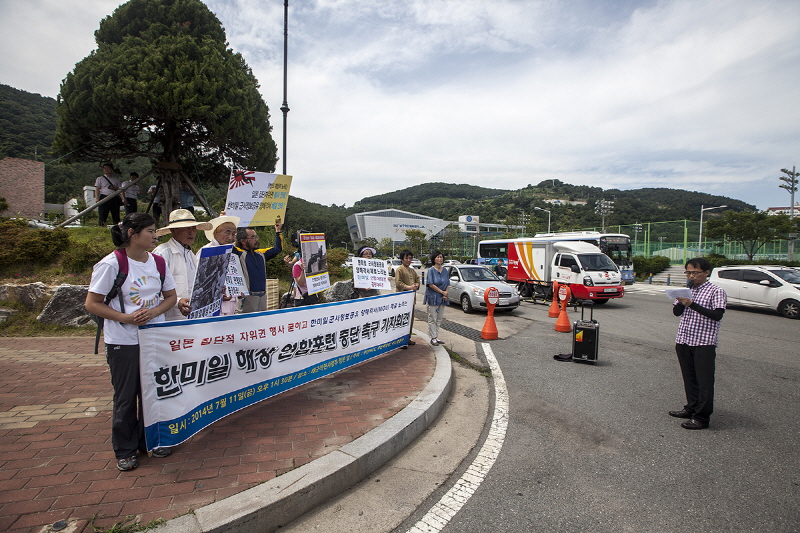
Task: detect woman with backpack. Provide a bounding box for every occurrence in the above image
[85,213,178,472]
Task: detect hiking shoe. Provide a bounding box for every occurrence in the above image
[151,447,171,458]
[117,456,138,471]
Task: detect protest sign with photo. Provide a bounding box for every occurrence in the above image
[188,245,232,319]
[300,232,330,295]
[139,291,415,449]
[224,169,292,227]
[353,257,391,291]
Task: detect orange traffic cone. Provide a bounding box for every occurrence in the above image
[481,308,498,340]
[548,280,561,317]
[555,284,572,333]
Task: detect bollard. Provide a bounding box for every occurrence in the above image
[548,280,561,317]
[555,284,572,333]
[667,274,671,286]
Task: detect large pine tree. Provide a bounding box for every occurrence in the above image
[52,0,277,217]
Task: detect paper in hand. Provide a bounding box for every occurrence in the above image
[665,288,692,300]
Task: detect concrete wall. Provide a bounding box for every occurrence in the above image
[0,157,45,219]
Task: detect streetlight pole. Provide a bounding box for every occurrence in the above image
[698,204,727,256]
[533,207,551,233]
[280,0,290,176]
[341,241,348,252]
[780,166,798,261]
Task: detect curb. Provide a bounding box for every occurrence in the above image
[158,330,452,533]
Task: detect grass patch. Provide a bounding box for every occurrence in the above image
[442,344,492,377]
[87,513,166,533]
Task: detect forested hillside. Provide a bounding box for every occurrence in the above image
[2,83,757,242]
[0,84,57,160]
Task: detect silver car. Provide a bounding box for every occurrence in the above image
[446,265,520,313]
[710,265,800,319]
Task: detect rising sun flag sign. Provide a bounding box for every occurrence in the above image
[225,169,292,227]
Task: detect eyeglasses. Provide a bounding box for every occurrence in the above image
[245,236,258,240]
[685,270,707,277]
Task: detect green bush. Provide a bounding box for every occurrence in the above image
[633,255,671,280]
[61,241,111,273]
[0,220,70,271]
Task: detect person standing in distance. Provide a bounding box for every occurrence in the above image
[395,249,420,348]
[670,257,727,430]
[494,258,507,280]
[120,172,141,216]
[94,163,122,226]
[424,250,449,346]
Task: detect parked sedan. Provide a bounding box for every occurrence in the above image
[446,264,520,313]
[710,265,800,319]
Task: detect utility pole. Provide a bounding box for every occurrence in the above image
[595,199,614,232]
[280,0,290,176]
[780,166,798,261]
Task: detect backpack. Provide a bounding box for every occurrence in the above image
[93,249,167,354]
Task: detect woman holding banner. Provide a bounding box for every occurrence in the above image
[424,250,450,346]
[85,213,178,472]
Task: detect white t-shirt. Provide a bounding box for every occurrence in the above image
[88,251,177,345]
[95,175,121,196]
[121,180,140,200]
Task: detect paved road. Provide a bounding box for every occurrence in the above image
[422,288,800,533]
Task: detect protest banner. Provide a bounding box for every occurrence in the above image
[225,253,249,297]
[353,257,391,291]
[139,291,415,450]
[189,245,232,319]
[224,170,292,227]
[300,233,330,295]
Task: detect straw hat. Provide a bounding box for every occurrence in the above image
[204,215,240,242]
[156,209,212,236]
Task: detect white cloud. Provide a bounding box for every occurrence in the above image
[1,0,799,210]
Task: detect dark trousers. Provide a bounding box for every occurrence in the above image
[294,292,319,307]
[98,195,121,226]
[106,344,145,459]
[675,343,716,422]
[153,202,162,224]
[124,199,138,216]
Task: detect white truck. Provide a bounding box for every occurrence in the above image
[477,238,625,303]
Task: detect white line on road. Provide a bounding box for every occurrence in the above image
[406,343,509,533]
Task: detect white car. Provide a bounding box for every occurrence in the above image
[411,259,423,269]
[710,265,800,319]
[386,258,402,276]
[446,264,520,313]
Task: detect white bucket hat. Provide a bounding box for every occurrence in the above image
[204,215,241,242]
[156,209,213,237]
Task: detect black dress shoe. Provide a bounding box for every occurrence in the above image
[669,409,693,419]
[681,418,709,430]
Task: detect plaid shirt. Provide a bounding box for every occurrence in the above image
[675,281,727,347]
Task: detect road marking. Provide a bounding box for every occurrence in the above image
[406,343,509,533]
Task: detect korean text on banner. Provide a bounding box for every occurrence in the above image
[225,170,292,227]
[301,232,330,295]
[354,257,391,290]
[138,291,415,450]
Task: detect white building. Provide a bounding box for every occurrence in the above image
[766,205,800,217]
[346,209,449,243]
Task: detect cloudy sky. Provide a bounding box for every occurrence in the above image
[2,0,799,211]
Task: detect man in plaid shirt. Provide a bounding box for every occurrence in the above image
[670,257,727,429]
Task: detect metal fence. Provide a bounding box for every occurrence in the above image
[395,220,793,264]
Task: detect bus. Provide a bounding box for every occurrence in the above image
[533,232,634,284]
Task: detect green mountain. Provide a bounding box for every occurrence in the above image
[1,84,756,243]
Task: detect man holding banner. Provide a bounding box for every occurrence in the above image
[233,223,284,313]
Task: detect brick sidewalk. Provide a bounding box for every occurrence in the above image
[0,336,434,533]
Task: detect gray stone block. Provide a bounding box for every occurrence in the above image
[37,284,93,326]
